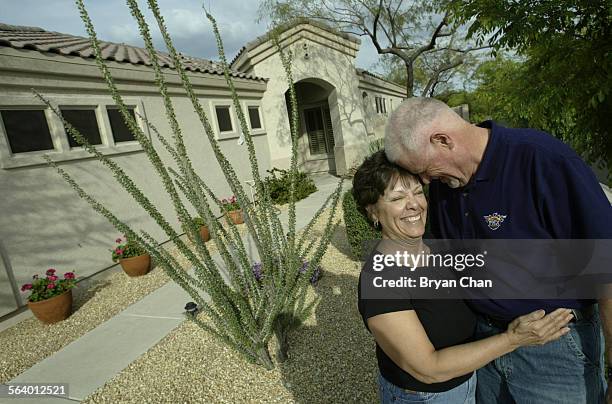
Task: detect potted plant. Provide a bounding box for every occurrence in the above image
[112,237,150,277]
[189,217,210,242]
[221,195,243,224]
[21,269,77,324]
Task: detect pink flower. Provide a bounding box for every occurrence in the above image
[46,268,56,276]
[115,248,124,255]
[47,283,55,289]
[47,275,58,282]
[115,238,122,243]
[21,283,32,292]
[64,272,75,280]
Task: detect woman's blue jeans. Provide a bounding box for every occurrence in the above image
[378,372,476,403]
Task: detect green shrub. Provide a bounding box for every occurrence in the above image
[367,138,384,155]
[342,189,381,260]
[263,167,317,205]
[192,217,206,227]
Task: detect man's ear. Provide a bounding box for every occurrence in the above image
[430,132,454,150]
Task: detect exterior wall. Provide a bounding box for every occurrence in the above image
[358,76,405,140]
[243,25,393,176]
[0,48,269,316]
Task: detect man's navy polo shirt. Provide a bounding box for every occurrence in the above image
[428,121,612,319]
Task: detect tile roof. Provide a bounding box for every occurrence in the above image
[0,22,266,81]
[356,68,406,94]
[230,18,360,68]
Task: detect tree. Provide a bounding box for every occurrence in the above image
[439,56,528,125]
[43,0,343,369]
[260,0,490,97]
[449,0,612,180]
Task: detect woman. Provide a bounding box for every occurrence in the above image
[354,150,572,403]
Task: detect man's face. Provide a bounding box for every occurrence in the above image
[396,148,469,189]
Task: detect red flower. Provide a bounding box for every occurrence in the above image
[46,268,56,276]
[115,248,124,255]
[47,283,55,289]
[47,275,58,282]
[115,238,122,243]
[64,272,75,280]
[20,283,32,292]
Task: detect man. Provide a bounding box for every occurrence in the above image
[384,97,612,403]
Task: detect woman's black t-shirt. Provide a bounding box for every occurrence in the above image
[358,249,477,393]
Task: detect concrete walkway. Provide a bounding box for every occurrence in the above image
[4,173,348,403]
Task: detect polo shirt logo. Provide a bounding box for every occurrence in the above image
[483,212,507,230]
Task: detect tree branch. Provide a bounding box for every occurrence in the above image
[411,11,451,61]
[421,58,463,96]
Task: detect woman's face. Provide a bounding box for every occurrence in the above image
[370,174,427,240]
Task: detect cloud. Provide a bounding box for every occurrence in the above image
[107,24,142,45]
[165,9,208,38]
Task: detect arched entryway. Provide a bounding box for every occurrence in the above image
[285,78,337,174]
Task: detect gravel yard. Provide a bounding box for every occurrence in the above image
[1,204,381,403]
[0,223,246,384]
[84,206,380,403]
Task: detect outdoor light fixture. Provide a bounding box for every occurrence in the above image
[184,301,198,317]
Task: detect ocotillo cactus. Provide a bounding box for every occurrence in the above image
[39,0,342,369]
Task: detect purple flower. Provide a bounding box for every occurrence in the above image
[64,272,75,280]
[299,260,321,285]
[46,268,56,276]
[115,238,122,243]
[252,262,263,281]
[21,283,33,292]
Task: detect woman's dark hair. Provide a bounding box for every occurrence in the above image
[352,149,417,221]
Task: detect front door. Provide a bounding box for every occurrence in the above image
[303,105,336,173]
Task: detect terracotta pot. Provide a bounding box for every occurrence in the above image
[119,254,151,277]
[227,209,244,224]
[199,225,210,242]
[27,289,73,324]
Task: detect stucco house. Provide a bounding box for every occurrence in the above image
[0,20,405,317]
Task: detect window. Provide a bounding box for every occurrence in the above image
[0,97,147,169]
[107,107,136,143]
[215,106,233,132]
[374,97,387,114]
[61,109,102,148]
[248,106,262,130]
[1,109,54,154]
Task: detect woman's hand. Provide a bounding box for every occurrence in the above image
[504,308,573,349]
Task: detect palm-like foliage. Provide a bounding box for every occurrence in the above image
[38,0,343,369]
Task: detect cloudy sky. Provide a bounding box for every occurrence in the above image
[0,0,382,71]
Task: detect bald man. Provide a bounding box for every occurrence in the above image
[384,97,612,404]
